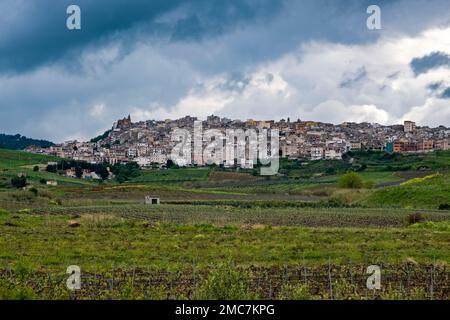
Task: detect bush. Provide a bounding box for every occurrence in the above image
[33,166,39,172]
[338,172,363,189]
[29,187,38,196]
[46,165,57,173]
[196,264,258,300]
[278,283,311,300]
[39,179,47,184]
[363,180,375,189]
[407,212,425,225]
[0,279,38,300]
[11,175,27,188]
[438,203,450,210]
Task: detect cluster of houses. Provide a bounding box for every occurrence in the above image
[26,116,450,168]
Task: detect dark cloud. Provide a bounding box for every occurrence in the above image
[427,82,443,91]
[217,72,251,93]
[1,0,450,141]
[410,51,450,76]
[0,0,283,74]
[441,87,450,99]
[340,67,368,88]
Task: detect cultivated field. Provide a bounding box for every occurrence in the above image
[0,149,449,299]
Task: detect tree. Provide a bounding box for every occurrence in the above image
[111,162,140,183]
[338,172,363,189]
[33,166,39,172]
[75,166,83,179]
[95,164,109,181]
[29,187,38,196]
[166,159,176,169]
[165,159,179,169]
[46,165,57,173]
[11,175,27,188]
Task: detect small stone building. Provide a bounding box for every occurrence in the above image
[145,196,160,205]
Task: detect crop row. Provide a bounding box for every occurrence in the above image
[30,204,450,227]
[1,264,448,300]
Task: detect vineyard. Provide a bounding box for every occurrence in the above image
[0,149,449,300]
[1,263,448,300]
[30,204,450,228]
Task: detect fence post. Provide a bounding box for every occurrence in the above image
[132,267,136,290]
[192,259,196,299]
[430,256,435,300]
[349,259,355,291]
[328,258,333,300]
[406,263,410,293]
[269,281,273,300]
[303,255,307,286]
[169,270,173,300]
[110,266,115,299]
[146,268,152,300]
[47,271,53,289]
[93,262,97,296]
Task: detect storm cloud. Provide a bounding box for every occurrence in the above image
[1,0,450,142]
[410,51,450,76]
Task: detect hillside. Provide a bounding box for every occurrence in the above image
[362,173,450,209]
[0,149,94,188]
[0,133,54,150]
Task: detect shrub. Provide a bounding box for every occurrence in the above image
[0,279,38,300]
[363,180,375,189]
[196,264,258,300]
[338,172,363,189]
[407,212,425,225]
[11,175,27,188]
[33,166,39,172]
[278,283,311,300]
[39,178,47,184]
[438,203,450,210]
[29,187,38,196]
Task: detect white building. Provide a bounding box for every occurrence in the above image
[404,121,416,133]
[310,147,324,160]
[324,149,342,160]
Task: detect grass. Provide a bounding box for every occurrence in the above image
[130,168,211,183]
[0,149,449,299]
[0,149,95,188]
[363,173,450,209]
[0,210,449,272]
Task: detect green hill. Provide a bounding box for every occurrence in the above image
[362,172,450,209]
[0,149,94,188]
[0,133,54,150]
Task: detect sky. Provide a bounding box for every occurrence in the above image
[1,0,450,142]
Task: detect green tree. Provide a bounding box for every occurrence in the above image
[46,165,57,173]
[11,175,27,188]
[166,159,177,169]
[95,164,109,181]
[338,172,363,189]
[75,166,83,179]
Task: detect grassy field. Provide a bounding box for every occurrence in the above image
[0,149,449,299]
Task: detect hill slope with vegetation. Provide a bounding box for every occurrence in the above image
[0,133,54,150]
[361,173,450,209]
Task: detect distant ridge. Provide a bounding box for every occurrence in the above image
[0,133,54,150]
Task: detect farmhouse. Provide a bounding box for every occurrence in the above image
[145,196,160,205]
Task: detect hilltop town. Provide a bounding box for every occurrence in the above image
[25,115,450,168]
